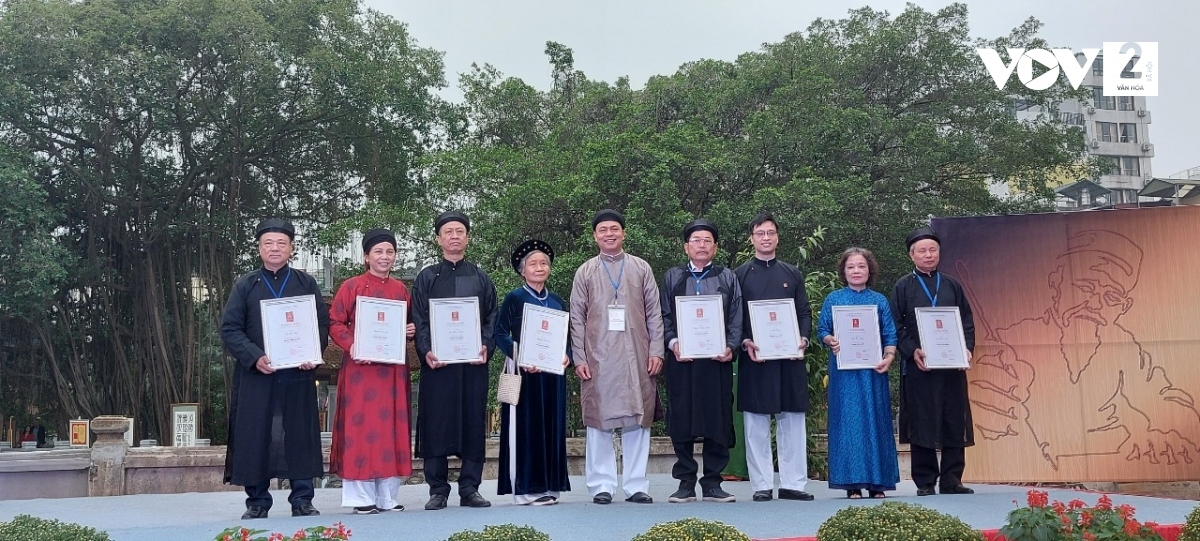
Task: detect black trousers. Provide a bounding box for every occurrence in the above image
[425,455,484,497]
[671,438,730,491]
[911,445,966,489]
[244,478,314,510]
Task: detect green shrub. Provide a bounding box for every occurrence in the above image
[445,524,551,541]
[631,518,750,541]
[816,501,984,541]
[0,515,111,541]
[1179,504,1200,541]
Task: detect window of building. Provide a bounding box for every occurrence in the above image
[1120,157,1140,176]
[1092,61,1103,76]
[1099,156,1119,176]
[1092,87,1116,110]
[1121,58,1140,79]
[1119,123,1137,143]
[1097,122,1115,142]
[1059,112,1085,126]
[1118,96,1136,111]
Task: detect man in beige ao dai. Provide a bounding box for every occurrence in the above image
[570,209,665,505]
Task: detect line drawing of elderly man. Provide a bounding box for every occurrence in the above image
[967,229,1199,470]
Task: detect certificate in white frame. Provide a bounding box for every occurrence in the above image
[747,299,804,361]
[915,306,970,369]
[675,294,727,359]
[260,295,324,369]
[831,305,883,370]
[516,304,570,375]
[430,297,483,364]
[353,296,408,364]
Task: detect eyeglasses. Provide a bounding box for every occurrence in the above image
[687,238,715,246]
[753,230,778,239]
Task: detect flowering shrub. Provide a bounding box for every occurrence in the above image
[817,501,982,541]
[1180,504,1200,541]
[999,490,1164,541]
[444,524,551,541]
[630,518,750,541]
[214,523,351,541]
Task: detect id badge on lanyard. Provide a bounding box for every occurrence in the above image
[608,304,626,332]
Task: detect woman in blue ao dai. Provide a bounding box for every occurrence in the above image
[818,247,900,499]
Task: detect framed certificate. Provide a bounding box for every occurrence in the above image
[69,419,90,448]
[171,403,199,447]
[747,299,804,360]
[675,295,727,359]
[915,307,970,369]
[260,295,324,369]
[354,296,408,364]
[831,305,883,370]
[430,297,483,363]
[517,304,569,375]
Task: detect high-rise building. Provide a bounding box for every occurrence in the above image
[1051,53,1153,210]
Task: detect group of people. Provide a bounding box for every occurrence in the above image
[219,209,976,520]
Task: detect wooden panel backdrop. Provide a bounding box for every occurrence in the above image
[935,205,1200,482]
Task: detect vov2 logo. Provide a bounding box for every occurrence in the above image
[977,42,1157,96]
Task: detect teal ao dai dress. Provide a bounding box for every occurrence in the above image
[817,286,900,493]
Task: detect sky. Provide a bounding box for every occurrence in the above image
[363,0,1198,178]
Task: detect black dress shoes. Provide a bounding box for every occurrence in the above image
[592,492,613,504]
[778,489,815,501]
[916,485,937,496]
[425,494,448,510]
[752,490,772,502]
[460,492,492,508]
[625,492,653,504]
[291,503,320,517]
[940,484,975,495]
[241,506,268,519]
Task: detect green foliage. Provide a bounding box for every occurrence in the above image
[1000,491,1164,541]
[1180,504,1200,541]
[0,147,69,319]
[0,515,111,541]
[444,524,551,541]
[630,518,750,541]
[816,501,984,541]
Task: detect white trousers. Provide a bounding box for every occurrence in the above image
[744,411,808,492]
[342,477,405,508]
[506,402,559,504]
[585,425,650,498]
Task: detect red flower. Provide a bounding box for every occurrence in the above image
[1082,533,1096,541]
[1052,501,1067,515]
[1080,510,1093,527]
[1146,521,1160,529]
[1096,494,1113,510]
[1125,519,1143,536]
[1026,490,1049,507]
[1069,499,1086,510]
[1118,503,1135,520]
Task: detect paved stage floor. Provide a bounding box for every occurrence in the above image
[1,475,1195,540]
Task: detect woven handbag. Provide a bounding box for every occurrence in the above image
[497,355,521,406]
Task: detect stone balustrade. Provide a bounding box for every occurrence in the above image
[0,417,923,501]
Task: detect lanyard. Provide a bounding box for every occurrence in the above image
[523,284,549,307]
[261,268,292,299]
[689,267,711,295]
[913,270,939,307]
[601,257,625,303]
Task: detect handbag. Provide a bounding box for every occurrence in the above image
[497,355,522,406]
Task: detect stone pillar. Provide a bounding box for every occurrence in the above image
[89,416,130,496]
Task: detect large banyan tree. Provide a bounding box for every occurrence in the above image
[0,0,449,440]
